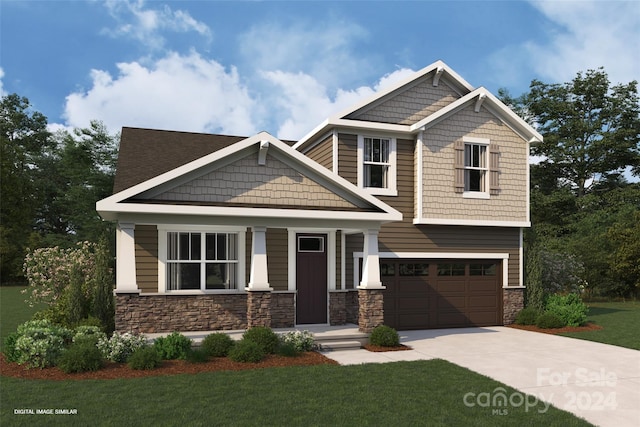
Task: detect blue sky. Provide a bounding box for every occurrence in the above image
[1,0,639,141]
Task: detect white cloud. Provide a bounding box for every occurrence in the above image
[102,0,212,50]
[493,1,640,88]
[263,68,415,140]
[0,68,5,97]
[63,51,258,136]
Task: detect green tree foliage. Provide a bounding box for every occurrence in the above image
[92,238,115,334]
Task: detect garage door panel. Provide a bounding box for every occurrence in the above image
[434,282,466,292]
[398,314,430,329]
[469,295,499,308]
[468,311,500,325]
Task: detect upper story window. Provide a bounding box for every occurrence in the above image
[454,137,499,198]
[159,226,246,292]
[464,142,487,192]
[357,135,397,196]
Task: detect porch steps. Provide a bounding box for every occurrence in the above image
[312,330,369,352]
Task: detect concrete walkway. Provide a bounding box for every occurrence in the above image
[321,327,640,427]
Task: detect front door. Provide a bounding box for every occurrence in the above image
[296,234,327,324]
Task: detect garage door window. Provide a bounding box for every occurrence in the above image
[437,263,465,276]
[400,263,429,276]
[470,263,497,276]
[381,263,395,277]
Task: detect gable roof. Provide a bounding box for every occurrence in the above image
[98,132,402,224]
[294,60,541,150]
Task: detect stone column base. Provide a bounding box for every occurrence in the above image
[329,291,347,326]
[358,289,384,333]
[247,290,272,328]
[503,287,524,325]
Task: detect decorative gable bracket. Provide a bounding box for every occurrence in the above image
[258,140,269,165]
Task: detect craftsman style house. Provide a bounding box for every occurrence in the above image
[97,61,541,333]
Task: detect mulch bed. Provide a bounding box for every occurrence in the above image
[507,322,603,335]
[364,344,412,352]
[0,352,339,381]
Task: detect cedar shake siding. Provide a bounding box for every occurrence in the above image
[345,74,462,124]
[304,134,333,171]
[422,105,529,223]
[337,133,358,185]
[135,225,158,293]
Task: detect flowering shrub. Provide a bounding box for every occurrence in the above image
[278,330,315,352]
[97,332,148,363]
[22,242,97,308]
[73,326,106,344]
[13,320,72,368]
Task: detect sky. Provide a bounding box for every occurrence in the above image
[1,0,639,141]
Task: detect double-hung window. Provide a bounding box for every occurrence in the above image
[464,142,487,192]
[164,230,242,291]
[358,135,397,196]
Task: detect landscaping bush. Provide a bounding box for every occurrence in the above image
[228,339,265,363]
[3,332,21,363]
[370,325,400,347]
[276,341,299,357]
[97,332,148,363]
[243,326,279,354]
[514,307,541,325]
[278,330,315,352]
[13,320,72,368]
[154,332,192,360]
[72,325,106,345]
[57,341,104,373]
[536,312,566,329]
[201,333,235,357]
[185,348,210,364]
[545,293,588,327]
[128,346,162,370]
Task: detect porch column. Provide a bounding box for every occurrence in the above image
[358,229,384,289]
[247,226,271,290]
[115,222,138,293]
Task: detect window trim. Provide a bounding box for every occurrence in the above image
[158,225,246,294]
[357,135,397,196]
[462,137,490,199]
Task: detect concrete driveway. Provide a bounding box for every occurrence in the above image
[322,326,640,427]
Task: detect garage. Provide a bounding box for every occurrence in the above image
[381,259,502,330]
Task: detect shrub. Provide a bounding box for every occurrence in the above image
[278,330,315,352]
[73,325,107,345]
[13,320,72,368]
[154,332,192,360]
[128,346,162,370]
[4,332,21,363]
[228,339,265,363]
[536,312,566,329]
[201,333,235,357]
[243,326,279,354]
[545,293,588,327]
[514,307,541,325]
[57,341,104,373]
[369,325,400,347]
[185,348,210,364]
[97,332,148,363]
[276,341,299,357]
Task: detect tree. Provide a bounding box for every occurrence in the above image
[527,68,640,197]
[0,94,52,282]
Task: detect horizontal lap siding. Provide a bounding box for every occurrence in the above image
[304,135,333,171]
[135,225,159,293]
[267,228,288,291]
[337,134,358,185]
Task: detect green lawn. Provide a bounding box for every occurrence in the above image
[0,286,44,352]
[559,301,640,350]
[1,360,591,427]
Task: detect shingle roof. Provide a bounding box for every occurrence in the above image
[112,127,297,194]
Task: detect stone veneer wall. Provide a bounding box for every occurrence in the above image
[503,288,524,325]
[247,291,272,328]
[358,289,384,333]
[271,292,295,328]
[345,290,359,324]
[329,291,347,325]
[115,293,247,334]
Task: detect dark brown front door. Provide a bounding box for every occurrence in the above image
[296,234,327,324]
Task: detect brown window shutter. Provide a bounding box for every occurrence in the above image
[454,140,465,193]
[489,143,500,195]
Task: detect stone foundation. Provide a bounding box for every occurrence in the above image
[271,292,295,328]
[357,289,384,333]
[247,291,272,328]
[503,287,524,325]
[329,291,347,325]
[115,292,247,334]
[345,290,359,324]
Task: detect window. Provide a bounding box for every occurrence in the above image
[298,236,324,252]
[470,263,497,276]
[358,135,397,195]
[165,231,239,290]
[399,263,429,276]
[464,143,487,192]
[437,263,466,276]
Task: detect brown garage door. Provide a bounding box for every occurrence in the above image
[381,260,502,330]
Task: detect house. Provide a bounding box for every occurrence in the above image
[96,60,542,334]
